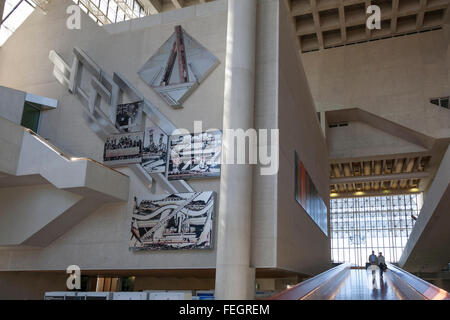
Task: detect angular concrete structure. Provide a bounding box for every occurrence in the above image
[0,0,448,300]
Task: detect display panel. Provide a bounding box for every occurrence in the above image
[138,25,220,108]
[115,101,143,132]
[130,192,215,250]
[103,132,143,166]
[168,131,222,180]
[142,126,169,174]
[295,152,328,235]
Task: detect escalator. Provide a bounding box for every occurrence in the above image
[269,263,450,300]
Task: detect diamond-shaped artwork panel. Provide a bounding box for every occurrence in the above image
[138,26,220,108]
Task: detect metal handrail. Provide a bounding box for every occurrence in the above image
[387,263,450,300]
[24,127,128,177]
[267,263,351,300]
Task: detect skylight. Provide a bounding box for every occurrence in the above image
[72,0,147,26]
[0,0,36,47]
[0,0,147,47]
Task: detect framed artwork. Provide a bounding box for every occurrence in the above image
[130,192,215,250]
[103,132,143,167]
[168,130,222,180]
[115,101,143,132]
[138,26,220,108]
[142,126,169,174]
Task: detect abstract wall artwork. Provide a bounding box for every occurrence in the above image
[115,101,143,132]
[130,192,215,250]
[138,25,220,108]
[168,131,222,180]
[142,126,169,174]
[295,152,328,235]
[103,132,144,166]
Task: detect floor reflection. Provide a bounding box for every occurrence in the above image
[333,269,400,300]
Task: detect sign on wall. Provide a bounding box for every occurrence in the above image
[103,132,144,167]
[142,126,169,174]
[168,131,222,180]
[295,152,328,236]
[130,192,215,250]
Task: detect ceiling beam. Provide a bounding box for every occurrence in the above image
[78,0,112,24]
[338,163,344,177]
[138,0,162,14]
[30,0,51,13]
[171,0,185,9]
[114,0,139,20]
[331,188,422,198]
[417,0,427,28]
[331,171,430,184]
[365,0,372,40]
[391,0,399,33]
[338,2,346,43]
[311,0,324,50]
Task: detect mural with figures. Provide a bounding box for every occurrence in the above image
[168,131,222,180]
[142,126,169,174]
[103,132,143,167]
[130,192,215,250]
[115,101,143,132]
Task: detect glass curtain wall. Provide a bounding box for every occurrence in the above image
[0,0,36,46]
[0,0,147,47]
[330,194,423,266]
[72,0,147,25]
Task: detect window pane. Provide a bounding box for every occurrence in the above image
[330,194,423,266]
[0,0,35,47]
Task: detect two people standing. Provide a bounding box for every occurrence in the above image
[368,251,387,278]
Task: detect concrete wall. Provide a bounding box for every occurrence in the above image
[0,185,82,245]
[275,1,331,275]
[251,0,279,269]
[0,86,25,125]
[0,272,67,300]
[0,0,332,294]
[327,121,427,159]
[301,30,450,140]
[400,145,450,272]
[0,116,24,176]
[0,0,227,272]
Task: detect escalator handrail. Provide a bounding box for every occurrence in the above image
[387,263,450,300]
[267,263,351,300]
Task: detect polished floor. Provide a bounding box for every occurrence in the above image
[332,269,400,300]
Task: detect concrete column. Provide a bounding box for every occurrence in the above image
[320,111,326,138]
[215,0,257,300]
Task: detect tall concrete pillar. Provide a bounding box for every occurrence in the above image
[215,0,258,300]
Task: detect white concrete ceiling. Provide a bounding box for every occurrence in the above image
[289,0,450,52]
